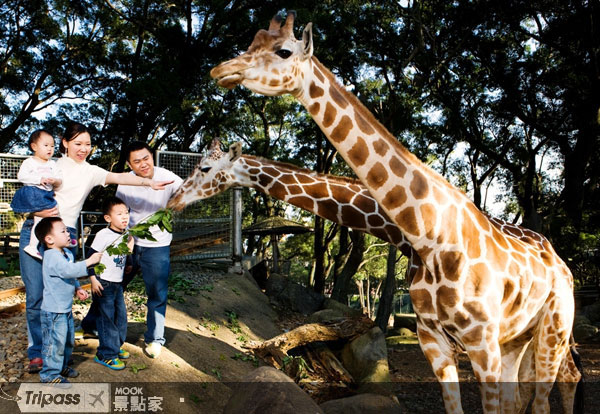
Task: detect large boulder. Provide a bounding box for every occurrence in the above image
[340,327,391,393]
[393,314,417,332]
[322,298,363,318]
[307,309,345,324]
[265,273,324,314]
[573,323,599,342]
[581,301,600,324]
[320,393,402,414]
[224,366,324,414]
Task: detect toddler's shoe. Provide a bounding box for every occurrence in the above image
[60,367,79,378]
[23,245,42,259]
[42,376,71,389]
[145,342,162,359]
[119,348,130,359]
[94,356,125,370]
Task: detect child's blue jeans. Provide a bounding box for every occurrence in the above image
[95,279,127,360]
[40,310,74,382]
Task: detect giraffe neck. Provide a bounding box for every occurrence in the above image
[295,57,491,256]
[235,155,411,252]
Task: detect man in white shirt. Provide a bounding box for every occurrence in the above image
[115,141,183,358]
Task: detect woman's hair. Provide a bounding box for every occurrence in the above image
[59,122,91,154]
[28,129,53,151]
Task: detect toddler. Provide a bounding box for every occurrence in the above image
[35,217,102,386]
[11,130,62,258]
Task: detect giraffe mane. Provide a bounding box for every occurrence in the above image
[244,154,362,187]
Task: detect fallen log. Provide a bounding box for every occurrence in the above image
[247,316,374,368]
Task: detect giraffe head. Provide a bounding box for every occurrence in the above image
[167,139,242,211]
[210,11,313,96]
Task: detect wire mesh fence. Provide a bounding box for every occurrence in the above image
[0,151,233,263]
[156,150,232,262]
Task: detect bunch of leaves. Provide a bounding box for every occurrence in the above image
[94,209,174,275]
[231,352,259,367]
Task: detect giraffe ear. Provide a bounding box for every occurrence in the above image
[302,23,313,58]
[229,142,242,162]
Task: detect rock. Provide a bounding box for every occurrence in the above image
[582,302,600,324]
[320,393,402,414]
[574,315,591,327]
[340,327,391,393]
[393,314,416,332]
[322,298,363,318]
[307,309,345,324]
[223,366,324,414]
[266,273,324,315]
[573,323,599,342]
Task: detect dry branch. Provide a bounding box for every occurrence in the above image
[247,316,374,368]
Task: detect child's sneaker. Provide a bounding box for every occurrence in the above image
[60,367,79,378]
[94,356,125,370]
[23,245,42,259]
[145,342,162,359]
[42,376,71,389]
[118,348,130,359]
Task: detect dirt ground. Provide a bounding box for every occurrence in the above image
[1,266,599,413]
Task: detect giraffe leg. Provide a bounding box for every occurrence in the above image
[555,344,583,414]
[465,337,502,414]
[532,290,574,414]
[416,320,464,414]
[517,342,536,414]
[499,338,532,414]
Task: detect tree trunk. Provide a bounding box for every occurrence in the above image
[375,245,397,332]
[330,230,365,302]
[312,215,325,292]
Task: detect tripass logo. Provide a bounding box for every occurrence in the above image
[16,383,109,413]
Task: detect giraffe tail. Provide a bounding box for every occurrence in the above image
[570,336,585,414]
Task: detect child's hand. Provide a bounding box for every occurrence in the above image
[127,234,135,251]
[40,177,53,186]
[76,288,89,301]
[125,265,133,275]
[85,252,103,267]
[91,278,104,297]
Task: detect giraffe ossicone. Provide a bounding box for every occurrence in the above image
[209,12,581,414]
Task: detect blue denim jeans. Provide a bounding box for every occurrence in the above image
[95,280,127,360]
[20,220,77,360]
[19,219,43,359]
[134,245,171,345]
[40,310,74,382]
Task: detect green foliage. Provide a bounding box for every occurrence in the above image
[95,209,173,275]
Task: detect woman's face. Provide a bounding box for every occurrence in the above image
[63,132,92,163]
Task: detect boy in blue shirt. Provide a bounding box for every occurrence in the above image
[35,217,102,385]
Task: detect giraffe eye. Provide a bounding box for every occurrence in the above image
[275,49,292,59]
[200,167,211,174]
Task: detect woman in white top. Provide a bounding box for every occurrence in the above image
[19,122,172,374]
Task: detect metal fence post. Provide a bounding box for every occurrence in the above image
[230,187,243,273]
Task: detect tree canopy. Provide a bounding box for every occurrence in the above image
[2,0,598,289]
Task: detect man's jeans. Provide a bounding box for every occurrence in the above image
[95,280,127,360]
[40,310,74,382]
[20,220,77,360]
[134,245,170,345]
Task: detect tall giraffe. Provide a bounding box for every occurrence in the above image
[167,139,582,412]
[209,12,580,414]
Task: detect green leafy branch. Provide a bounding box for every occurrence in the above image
[93,208,174,275]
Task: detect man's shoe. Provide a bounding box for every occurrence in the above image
[145,342,162,359]
[60,367,79,378]
[94,356,125,370]
[28,357,43,373]
[118,348,130,360]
